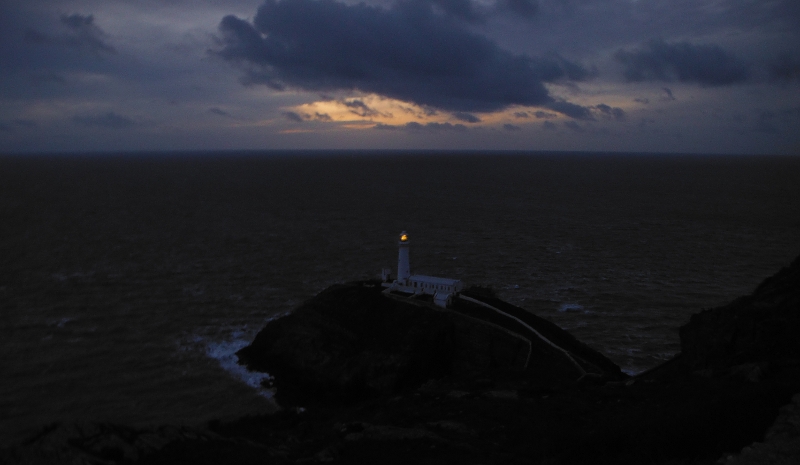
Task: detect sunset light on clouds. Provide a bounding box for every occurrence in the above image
[1,0,798,154]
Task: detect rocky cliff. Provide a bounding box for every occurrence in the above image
[235,282,624,405]
[679,255,800,374]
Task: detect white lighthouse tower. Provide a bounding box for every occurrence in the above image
[397,231,411,284]
[382,231,464,308]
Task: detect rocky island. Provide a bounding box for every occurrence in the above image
[3,255,800,464]
[235,281,626,406]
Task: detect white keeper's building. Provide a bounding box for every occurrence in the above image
[381,231,463,308]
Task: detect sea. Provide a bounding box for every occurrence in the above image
[2,151,799,445]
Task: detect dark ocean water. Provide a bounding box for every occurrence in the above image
[2,151,799,445]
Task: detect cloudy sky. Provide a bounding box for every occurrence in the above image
[1,0,798,154]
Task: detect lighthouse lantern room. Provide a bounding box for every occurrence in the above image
[397,231,411,284]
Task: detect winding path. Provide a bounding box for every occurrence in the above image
[458,295,589,378]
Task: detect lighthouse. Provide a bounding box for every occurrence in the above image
[397,231,411,284]
[382,231,464,308]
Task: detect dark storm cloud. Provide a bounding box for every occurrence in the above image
[452,112,481,123]
[545,101,594,121]
[595,104,625,121]
[25,13,115,55]
[541,120,556,130]
[661,87,676,101]
[314,112,332,121]
[215,0,593,113]
[547,52,597,81]
[343,100,381,117]
[615,39,749,86]
[73,111,134,129]
[282,111,306,122]
[533,111,556,119]
[503,123,521,131]
[513,111,529,118]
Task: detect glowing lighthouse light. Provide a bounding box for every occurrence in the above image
[397,231,411,284]
[382,231,463,308]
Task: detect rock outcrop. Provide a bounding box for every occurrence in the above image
[235,282,624,405]
[679,255,800,375]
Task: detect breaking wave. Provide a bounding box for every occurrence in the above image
[558,303,585,313]
[204,335,273,399]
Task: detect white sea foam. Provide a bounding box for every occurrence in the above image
[204,336,274,399]
[558,303,584,313]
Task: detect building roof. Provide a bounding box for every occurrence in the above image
[409,275,462,286]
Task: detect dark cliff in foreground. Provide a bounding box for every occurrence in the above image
[3,256,800,464]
